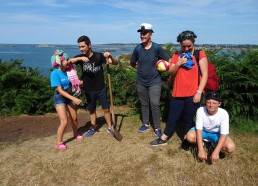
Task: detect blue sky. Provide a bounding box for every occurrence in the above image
[1,0,258,45]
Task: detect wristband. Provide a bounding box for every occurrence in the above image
[197,90,202,94]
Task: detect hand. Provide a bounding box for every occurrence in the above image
[80,56,89,63]
[73,98,82,105]
[103,52,112,58]
[198,149,208,161]
[167,76,173,86]
[193,93,201,103]
[177,55,187,66]
[79,80,83,86]
[210,152,219,164]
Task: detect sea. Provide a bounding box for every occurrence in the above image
[0,44,136,77]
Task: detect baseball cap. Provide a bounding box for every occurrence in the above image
[137,23,154,33]
[206,91,221,102]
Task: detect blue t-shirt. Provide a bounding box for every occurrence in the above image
[50,69,71,91]
[130,42,170,86]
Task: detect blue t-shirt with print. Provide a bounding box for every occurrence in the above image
[50,69,71,91]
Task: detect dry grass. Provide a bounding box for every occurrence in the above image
[0,108,258,186]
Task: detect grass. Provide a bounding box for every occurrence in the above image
[0,108,258,186]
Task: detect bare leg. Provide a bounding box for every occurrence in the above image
[103,109,112,128]
[90,110,97,128]
[55,105,68,144]
[186,130,197,144]
[222,137,236,153]
[67,103,79,137]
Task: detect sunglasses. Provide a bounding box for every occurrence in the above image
[179,33,195,41]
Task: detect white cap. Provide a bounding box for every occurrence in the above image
[137,23,154,33]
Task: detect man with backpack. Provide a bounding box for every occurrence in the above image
[130,23,170,138]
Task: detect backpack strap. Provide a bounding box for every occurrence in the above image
[193,49,201,85]
[136,42,159,59]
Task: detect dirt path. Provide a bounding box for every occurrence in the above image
[0,110,90,142]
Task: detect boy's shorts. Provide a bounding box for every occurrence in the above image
[53,92,73,107]
[190,127,229,143]
[85,88,110,112]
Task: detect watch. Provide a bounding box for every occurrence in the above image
[197,90,202,94]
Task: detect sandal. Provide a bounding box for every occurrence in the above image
[75,135,83,140]
[56,143,67,151]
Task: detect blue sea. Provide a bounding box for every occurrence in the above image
[0,44,135,76]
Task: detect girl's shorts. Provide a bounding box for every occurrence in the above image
[53,93,73,107]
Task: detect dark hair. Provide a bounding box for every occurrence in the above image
[77,35,91,45]
[176,30,197,43]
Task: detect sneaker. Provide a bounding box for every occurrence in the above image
[85,128,96,137]
[56,143,67,151]
[154,128,162,138]
[75,134,83,140]
[150,138,168,146]
[138,124,150,133]
[179,139,190,151]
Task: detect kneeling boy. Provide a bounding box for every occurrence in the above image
[186,91,236,163]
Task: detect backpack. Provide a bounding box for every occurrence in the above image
[194,49,219,91]
[135,42,159,59]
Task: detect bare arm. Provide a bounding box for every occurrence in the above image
[104,52,118,65]
[197,57,208,92]
[210,134,227,164]
[196,129,208,161]
[169,55,187,77]
[193,56,208,103]
[68,56,89,64]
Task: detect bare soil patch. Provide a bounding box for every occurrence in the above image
[0,110,89,142]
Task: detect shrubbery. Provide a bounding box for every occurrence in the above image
[0,59,54,115]
[1,47,257,130]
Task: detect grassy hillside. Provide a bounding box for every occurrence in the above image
[0,108,257,186]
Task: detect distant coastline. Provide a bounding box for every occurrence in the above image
[35,44,55,48]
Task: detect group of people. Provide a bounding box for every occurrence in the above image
[50,22,235,163]
[50,36,118,151]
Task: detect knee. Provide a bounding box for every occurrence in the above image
[103,109,110,114]
[225,142,236,153]
[186,131,196,144]
[150,98,160,107]
[59,119,68,127]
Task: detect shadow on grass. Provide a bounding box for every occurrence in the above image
[189,141,226,165]
[64,113,127,144]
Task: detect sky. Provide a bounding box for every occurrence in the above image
[1,0,258,45]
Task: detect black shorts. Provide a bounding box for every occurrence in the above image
[85,87,110,112]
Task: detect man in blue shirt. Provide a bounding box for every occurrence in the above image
[130,23,170,138]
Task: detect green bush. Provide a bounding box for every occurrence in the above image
[204,48,258,121]
[1,46,257,133]
[0,59,54,115]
